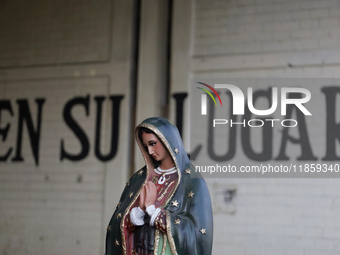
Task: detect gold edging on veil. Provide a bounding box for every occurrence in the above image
[154,230,168,255]
[166,210,178,255]
[120,168,148,254]
[138,123,181,255]
[161,232,167,255]
[137,123,182,207]
[154,229,160,254]
[120,122,182,255]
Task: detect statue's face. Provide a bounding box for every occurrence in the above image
[142,132,170,164]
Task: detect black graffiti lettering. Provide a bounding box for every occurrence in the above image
[0,100,13,161]
[11,99,45,166]
[208,91,236,161]
[60,95,90,161]
[172,93,187,138]
[321,87,340,160]
[94,95,124,161]
[275,93,317,161]
[242,88,273,161]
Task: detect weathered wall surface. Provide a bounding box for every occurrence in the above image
[2,0,340,254]
[0,0,134,254]
[172,1,340,255]
[193,0,340,78]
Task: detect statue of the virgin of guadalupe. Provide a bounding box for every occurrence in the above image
[105,117,213,255]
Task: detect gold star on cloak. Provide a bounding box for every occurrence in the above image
[172,200,179,207]
[188,191,194,198]
[185,169,191,174]
[200,228,206,234]
[138,170,143,176]
[174,147,179,154]
[126,181,130,186]
[116,213,122,219]
[115,240,120,246]
[117,201,121,208]
[107,225,111,231]
[129,192,134,198]
[175,219,181,225]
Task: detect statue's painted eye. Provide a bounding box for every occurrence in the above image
[149,141,157,146]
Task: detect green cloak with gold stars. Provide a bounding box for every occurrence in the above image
[105,117,213,255]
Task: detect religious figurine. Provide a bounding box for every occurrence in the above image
[105,117,213,255]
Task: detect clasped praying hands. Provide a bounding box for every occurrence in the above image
[139,181,157,212]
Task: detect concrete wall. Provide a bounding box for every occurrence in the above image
[0,0,135,254]
[170,0,340,255]
[2,0,340,255]
[192,0,340,78]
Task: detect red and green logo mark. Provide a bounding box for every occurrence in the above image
[196,82,222,115]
